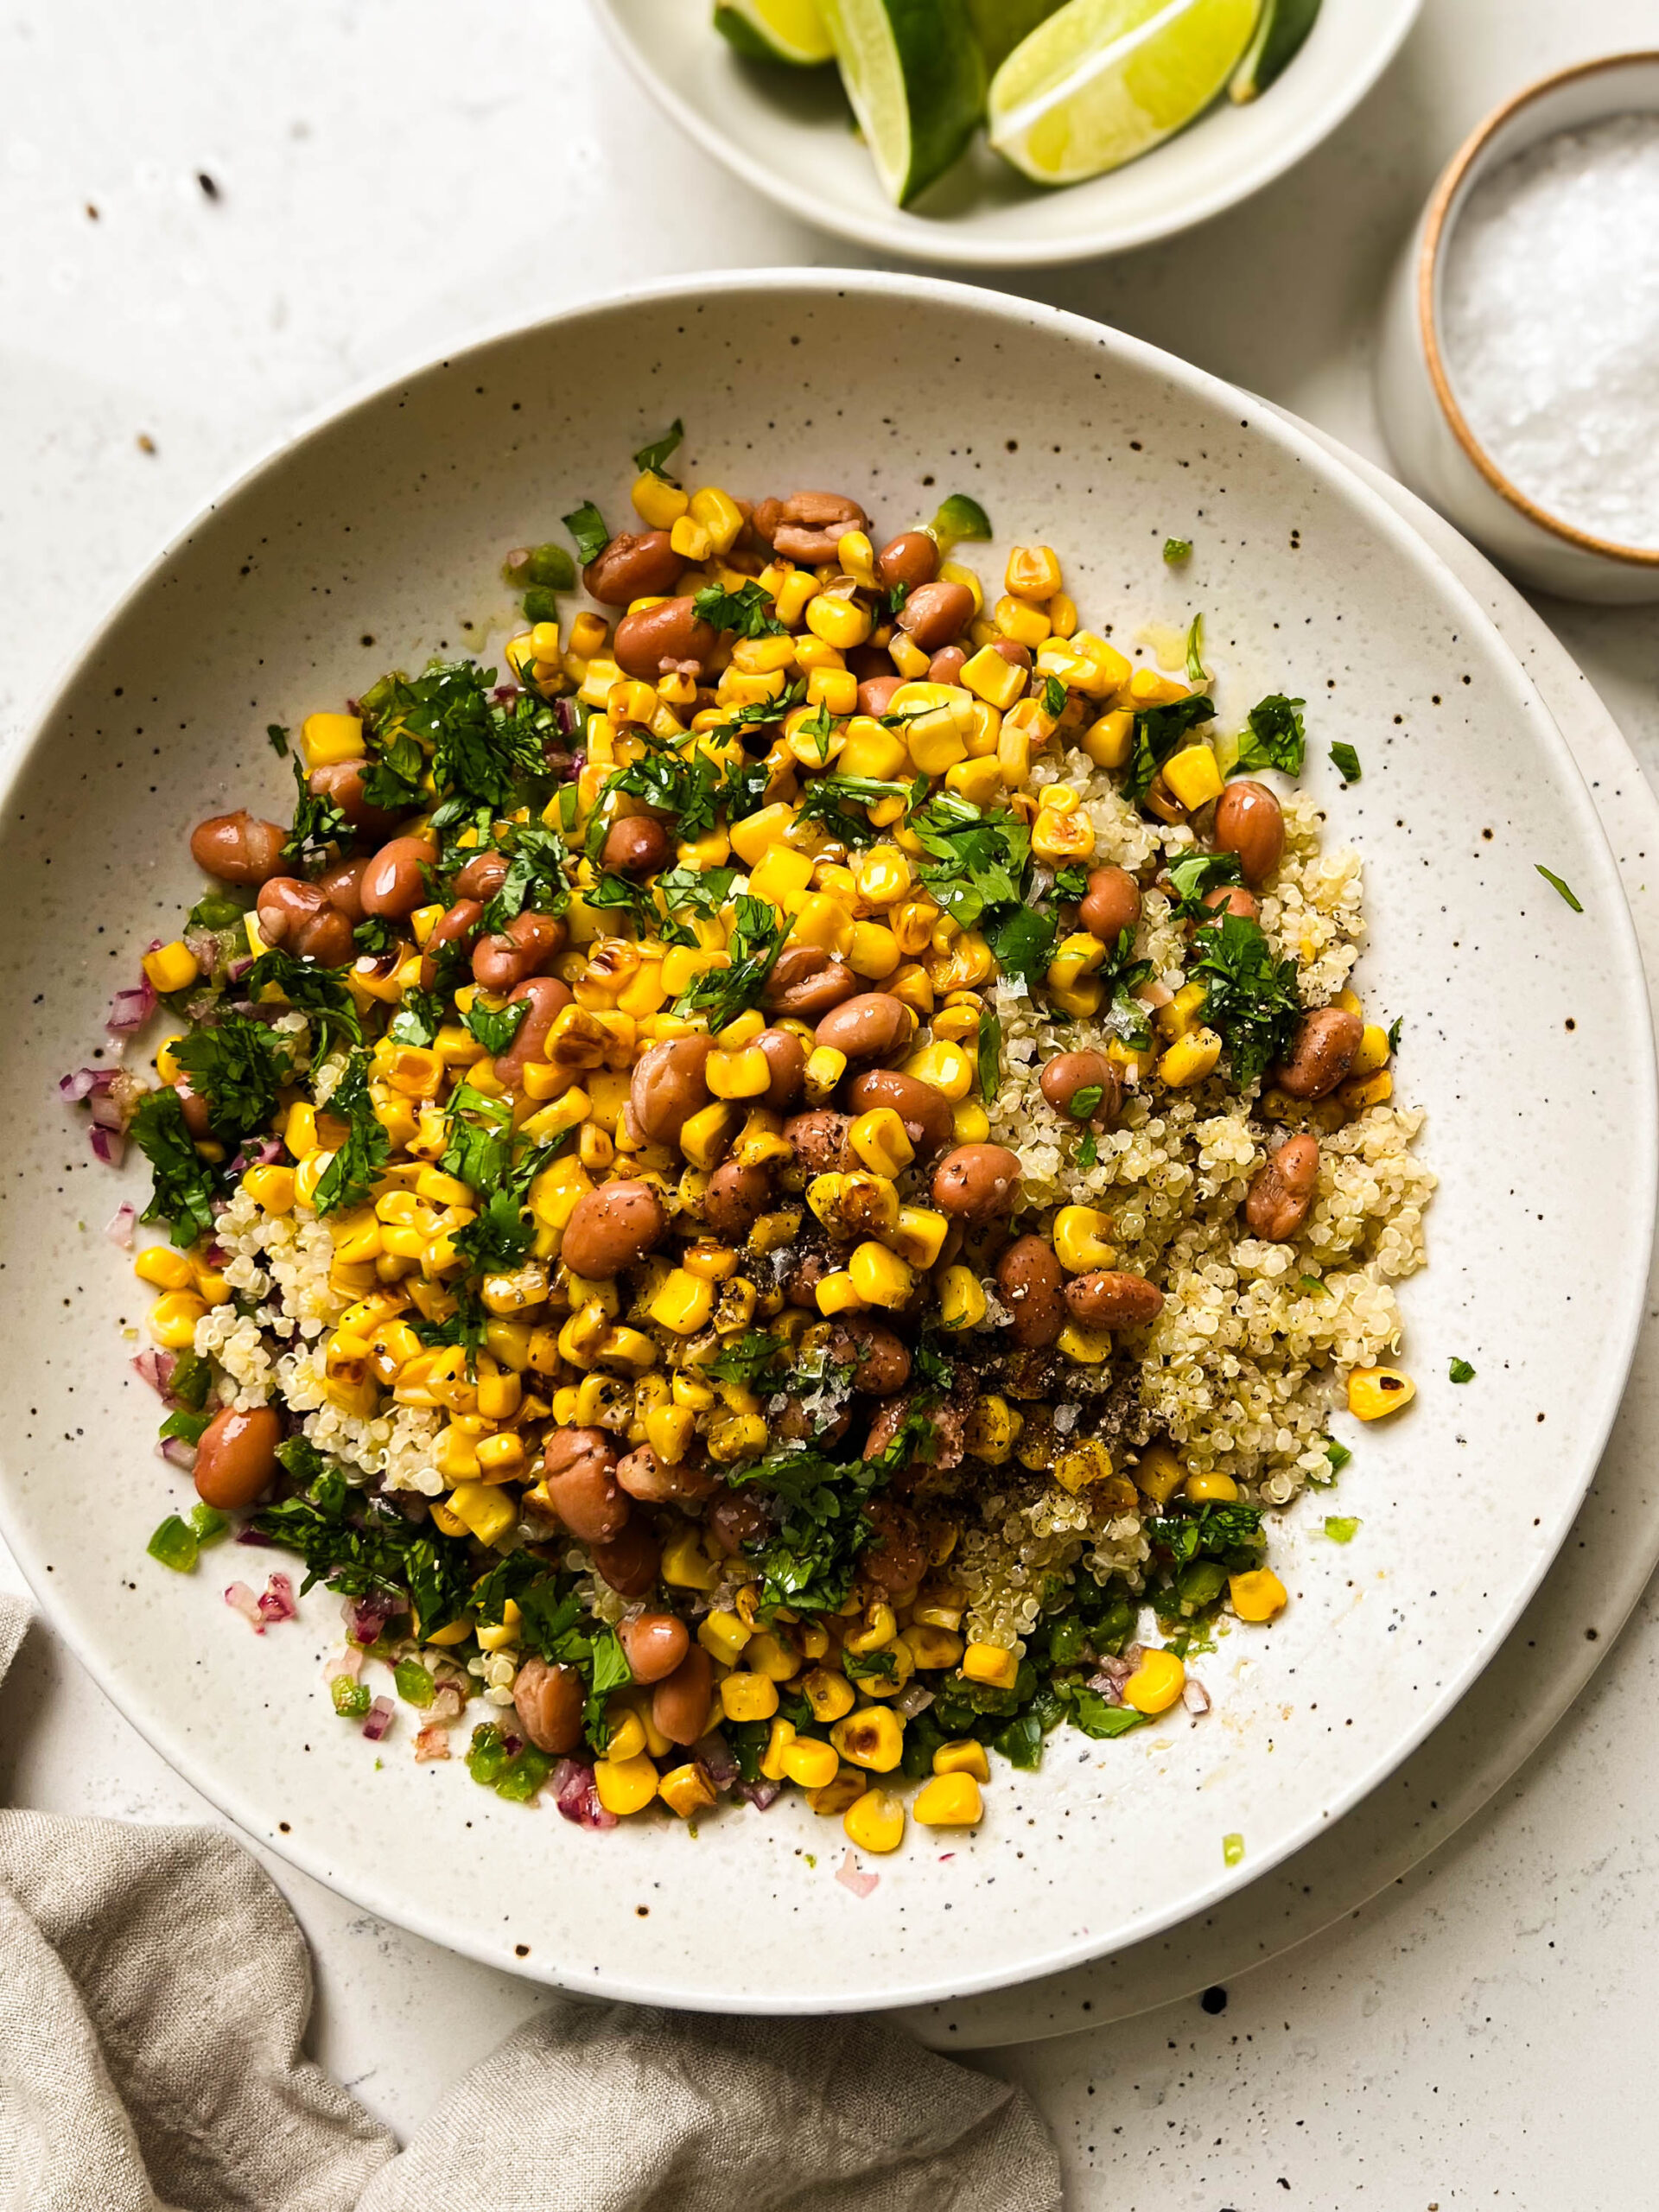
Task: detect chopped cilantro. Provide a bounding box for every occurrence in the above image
[795,775,911,849]
[245,948,361,1050]
[1233,694,1306,777]
[462,996,529,1058]
[1188,912,1302,1088]
[674,895,791,1029]
[1185,614,1205,686]
[1448,1357,1476,1384]
[312,1051,390,1216]
[515,1580,634,1747]
[1060,1686,1147,1740]
[987,903,1058,987]
[632,417,684,483]
[282,754,349,865]
[1324,1516,1360,1543]
[266,722,289,757]
[1325,1437,1352,1475]
[1066,1085,1103,1120]
[1075,1129,1098,1169]
[911,792,1029,928]
[977,1008,1001,1104]
[1041,673,1067,720]
[359,730,427,814]
[1163,537,1192,563]
[692,580,785,639]
[254,1462,474,1635]
[362,662,550,813]
[844,1648,898,1683]
[1126,694,1216,802]
[1052,862,1091,903]
[173,1012,294,1141]
[1535,864,1582,913]
[1386,1015,1402,1052]
[440,1082,515,1194]
[476,821,570,936]
[1329,741,1362,784]
[704,1332,786,1390]
[1166,848,1243,918]
[1297,1274,1330,1297]
[389,988,445,1048]
[563,501,610,567]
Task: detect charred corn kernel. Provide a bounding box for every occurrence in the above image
[662,1525,721,1591]
[671,1370,715,1412]
[678,1101,740,1171]
[994,593,1050,651]
[1053,1205,1116,1274]
[1162,743,1224,811]
[962,1642,1018,1690]
[1057,1322,1114,1367]
[238,1162,295,1216]
[1349,1365,1414,1420]
[847,1107,913,1179]
[147,1290,207,1349]
[803,1045,848,1105]
[135,1245,195,1291]
[1231,1568,1289,1623]
[475,1431,525,1478]
[599,1325,658,1373]
[658,1762,718,1820]
[1159,1027,1222,1087]
[932,1738,991,1784]
[387,1046,443,1099]
[847,1241,914,1309]
[688,485,746,556]
[632,469,689,528]
[333,1215,383,1265]
[957,643,1027,710]
[938,1264,988,1332]
[721,1672,779,1725]
[899,1039,972,1103]
[698,1610,753,1664]
[297,709,364,768]
[914,1772,983,1827]
[759,1717,797,1782]
[808,1770,868,1817]
[446,1481,516,1547]
[778,1736,836,1790]
[748,844,814,906]
[142,938,198,993]
[594,1752,658,1816]
[813,1271,864,1316]
[830,1707,904,1773]
[803,1668,856,1724]
[1031,805,1096,862]
[845,1604,897,1656]
[838,1787,902,1853]
[1080,708,1135,769]
[805,591,873,651]
[1006,543,1063,601]
[1123,1647,1186,1715]
[1338,1069,1394,1111]
[906,1624,964,1670]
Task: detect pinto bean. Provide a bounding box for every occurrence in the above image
[359,835,436,919]
[1214,779,1285,887]
[785,1109,855,1176]
[932,1142,1022,1223]
[898,579,975,654]
[769,492,870,565]
[754,1027,805,1111]
[308,760,401,839]
[256,877,354,966]
[540,1427,628,1544]
[451,849,509,901]
[418,899,484,990]
[1064,1271,1165,1329]
[591,1521,661,1600]
[601,816,671,877]
[863,1395,965,1478]
[1245,1133,1320,1240]
[193,1405,281,1511]
[1202,883,1259,923]
[927,645,968,687]
[1077,865,1142,942]
[857,675,904,718]
[560,1178,668,1280]
[861,1498,927,1593]
[652,1643,715,1747]
[471,910,566,992]
[990,637,1032,670]
[582,529,684,607]
[707,1491,770,1555]
[493,973,574,1088]
[170,1076,212,1140]
[1273,1007,1363,1100]
[190,811,288,886]
[512,1656,584,1756]
[615,1446,681,1504]
[814,991,913,1063]
[876,531,940,593]
[703,1159,772,1243]
[823,1315,911,1395]
[763,944,859,1020]
[619,1611,689,1684]
[314,856,370,924]
[630,1034,714,1145]
[613,596,719,682]
[1039,1050,1122,1126]
[785,1249,834,1309]
[844,1067,954,1154]
[995,1236,1066,1349]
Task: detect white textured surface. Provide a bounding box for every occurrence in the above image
[3,0,1659,2200]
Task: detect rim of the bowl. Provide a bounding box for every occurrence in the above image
[589,0,1424,268]
[3,267,1653,2013]
[1418,50,1659,569]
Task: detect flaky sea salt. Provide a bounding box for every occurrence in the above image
[1440,112,1659,549]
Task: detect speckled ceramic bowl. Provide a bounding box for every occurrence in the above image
[0,271,1650,2014]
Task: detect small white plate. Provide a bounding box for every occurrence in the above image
[0,270,1649,2014]
[594,0,1422,267]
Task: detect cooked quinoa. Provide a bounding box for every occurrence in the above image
[70,444,1431,1857]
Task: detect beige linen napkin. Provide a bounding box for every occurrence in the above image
[0,1595,1061,2212]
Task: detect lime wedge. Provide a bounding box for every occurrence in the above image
[988,0,1260,185]
[818,0,987,206]
[931,493,995,551]
[1228,0,1319,100]
[966,0,1065,72]
[714,0,836,65]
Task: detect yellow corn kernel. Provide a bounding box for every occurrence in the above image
[830,1707,904,1773]
[604,1707,647,1764]
[689,485,746,557]
[742,1629,799,1681]
[1006,543,1062,601]
[748,844,815,907]
[658,1762,718,1820]
[661,1525,721,1592]
[803,1045,848,1105]
[933,1738,991,1783]
[142,938,199,994]
[797,1668,853,1726]
[843,1241,911,1310]
[758,1717,797,1782]
[726,802,795,868]
[567,610,607,659]
[1348,1022,1391,1077]
[848,1107,914,1179]
[631,468,690,528]
[634,1398,690,1467]
[880,628,926,681]
[772,565,820,626]
[834,528,875,588]
[805,591,873,652]
[435,1420,482,1480]
[476,1598,521,1654]
[964,1395,1022,1466]
[1053,1205,1116,1274]
[848,844,907,910]
[929,1001,980,1047]
[961,1642,1018,1691]
[914,1772,984,1827]
[1158,1027,1223,1088]
[831,1786,899,1853]
[1348,1365,1414,1420]
[134,1245,195,1292]
[835,716,906,780]
[950,1096,990,1143]
[906,1624,964,1670]
[708,1409,768,1463]
[147,1290,207,1349]
[899,1039,972,1103]
[1156,980,1209,1042]
[774,1735,834,1790]
[994,593,1050,651]
[937,1264,988,1332]
[291,709,362,772]
[1080,708,1135,769]
[886,1206,944,1271]
[1338,1069,1394,1111]
[907,709,970,777]
[447,1481,517,1547]
[800,665,856,721]
[1185,1471,1240,1505]
[679,1101,740,1171]
[804,1768,865,1818]
[811,1271,861,1317]
[957,642,1027,711]
[1123,1647,1186,1715]
[940,757,1001,810]
[703,1045,771,1102]
[1230,1568,1289,1623]
[475,1431,525,1479]
[1163,744,1224,812]
[1057,1322,1114,1367]
[1031,805,1096,863]
[668,514,714,563]
[698,1610,753,1665]
[721,1672,780,1725]
[594,1751,659,1816]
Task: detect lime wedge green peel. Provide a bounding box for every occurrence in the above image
[817,0,988,205]
[714,0,836,66]
[967,0,1065,71]
[1228,0,1319,101]
[988,0,1260,186]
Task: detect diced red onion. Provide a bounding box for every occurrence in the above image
[502,1731,524,1758]
[493,681,523,705]
[323,1646,364,1682]
[836,1851,879,1899]
[89,1127,126,1167]
[89,1086,127,1132]
[257,1573,297,1624]
[693,1731,738,1791]
[429,1681,466,1724]
[131,1349,175,1398]
[1182,1678,1211,1715]
[226,954,253,983]
[159,1436,197,1471]
[552,697,582,739]
[894,1681,935,1719]
[341,1592,397,1646]
[106,979,157,1034]
[361,1695,395,1741]
[1087,1670,1123,1706]
[414,1722,451,1762]
[234,1524,275,1548]
[59,1066,115,1103]
[105,1203,137,1248]
[225,1581,265,1630]
[734,1778,780,1811]
[552,1758,617,1830]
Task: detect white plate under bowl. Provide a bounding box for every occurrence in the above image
[594,0,1422,268]
[0,270,1649,2015]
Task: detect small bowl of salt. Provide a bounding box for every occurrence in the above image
[1378,53,1659,602]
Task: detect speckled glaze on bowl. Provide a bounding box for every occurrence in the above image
[0,270,1650,2016]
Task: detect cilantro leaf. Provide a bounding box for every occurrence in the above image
[266,723,289,756]
[173,1013,294,1141]
[245,948,362,1051]
[674,896,791,1028]
[692,581,785,639]
[462,997,528,1057]
[130,1085,220,1247]
[563,501,610,568]
[1052,862,1091,903]
[1126,695,1216,803]
[1234,695,1306,777]
[1535,864,1582,913]
[1075,1129,1098,1169]
[1166,848,1243,918]
[389,988,445,1047]
[253,1462,474,1635]
[704,1332,787,1390]
[312,1051,390,1216]
[1329,741,1362,785]
[988,903,1057,987]
[977,1008,1001,1104]
[1041,674,1067,720]
[362,662,550,814]
[1325,1438,1352,1475]
[282,754,349,865]
[1386,1015,1402,1053]
[632,418,684,483]
[1188,912,1302,1089]
[359,730,427,814]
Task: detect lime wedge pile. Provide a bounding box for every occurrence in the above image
[987,0,1260,185]
[714,0,837,64]
[816,0,987,205]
